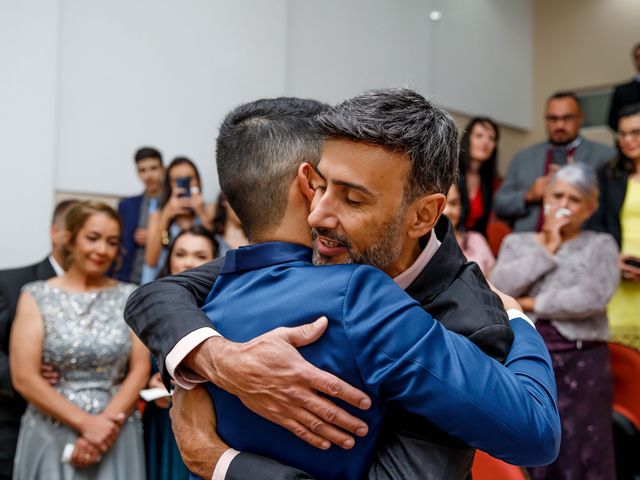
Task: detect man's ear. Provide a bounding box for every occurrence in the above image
[297,163,316,203]
[406,193,447,239]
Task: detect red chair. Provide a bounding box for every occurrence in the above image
[471,450,528,480]
[486,219,512,258]
[609,342,640,479]
[609,342,640,428]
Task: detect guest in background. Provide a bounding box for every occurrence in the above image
[458,117,500,236]
[143,225,216,480]
[491,164,619,480]
[443,182,495,276]
[10,201,149,479]
[0,199,77,480]
[143,157,214,282]
[607,42,640,131]
[212,193,248,257]
[494,92,614,232]
[117,147,164,284]
[587,102,640,350]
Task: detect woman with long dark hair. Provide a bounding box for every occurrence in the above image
[458,117,500,236]
[587,102,640,350]
[142,157,214,282]
[142,226,217,480]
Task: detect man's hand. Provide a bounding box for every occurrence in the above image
[170,386,225,479]
[184,316,371,450]
[40,363,59,386]
[524,175,550,204]
[487,281,522,312]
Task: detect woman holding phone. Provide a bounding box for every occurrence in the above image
[491,164,620,480]
[587,102,640,350]
[142,157,214,283]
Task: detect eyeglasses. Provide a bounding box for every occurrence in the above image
[545,114,579,123]
[617,129,640,141]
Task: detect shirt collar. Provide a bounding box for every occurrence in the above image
[48,255,65,277]
[393,230,441,290]
[220,242,312,274]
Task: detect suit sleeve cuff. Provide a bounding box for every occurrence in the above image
[507,308,535,329]
[212,449,241,480]
[166,327,221,389]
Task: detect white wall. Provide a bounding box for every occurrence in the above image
[430,0,533,130]
[0,0,60,267]
[286,0,433,103]
[0,0,534,268]
[56,0,289,200]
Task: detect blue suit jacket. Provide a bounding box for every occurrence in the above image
[116,194,144,282]
[202,242,560,480]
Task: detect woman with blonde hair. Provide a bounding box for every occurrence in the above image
[10,201,149,479]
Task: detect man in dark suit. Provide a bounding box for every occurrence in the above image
[116,146,164,283]
[608,42,640,131]
[125,93,559,479]
[494,91,614,232]
[0,199,76,480]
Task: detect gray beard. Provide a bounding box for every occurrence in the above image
[311,210,405,269]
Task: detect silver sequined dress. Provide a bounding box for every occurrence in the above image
[12,281,145,480]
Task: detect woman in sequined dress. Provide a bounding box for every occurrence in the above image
[490,165,620,480]
[10,202,150,479]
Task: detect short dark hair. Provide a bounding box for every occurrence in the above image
[312,88,459,200]
[216,97,329,239]
[51,199,79,225]
[633,42,640,54]
[547,91,582,110]
[134,147,162,165]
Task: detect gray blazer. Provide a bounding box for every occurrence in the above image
[493,139,615,232]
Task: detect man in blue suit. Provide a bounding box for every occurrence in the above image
[172,94,557,479]
[116,146,164,283]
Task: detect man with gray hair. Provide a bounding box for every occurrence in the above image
[126,91,559,479]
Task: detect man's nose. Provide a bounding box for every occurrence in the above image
[308,194,339,230]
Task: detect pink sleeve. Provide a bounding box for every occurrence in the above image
[166,327,221,389]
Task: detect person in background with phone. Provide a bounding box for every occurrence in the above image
[491,164,620,480]
[142,157,214,283]
[587,102,640,350]
[494,91,614,232]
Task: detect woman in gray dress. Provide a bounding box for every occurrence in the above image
[10,201,150,479]
[490,164,620,480]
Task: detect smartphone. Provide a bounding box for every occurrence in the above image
[176,176,191,198]
[624,257,640,269]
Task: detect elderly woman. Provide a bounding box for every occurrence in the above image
[490,164,620,480]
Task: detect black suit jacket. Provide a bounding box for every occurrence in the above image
[0,257,56,478]
[585,161,629,248]
[608,79,640,131]
[125,217,513,480]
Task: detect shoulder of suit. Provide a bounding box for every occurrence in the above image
[514,141,547,159]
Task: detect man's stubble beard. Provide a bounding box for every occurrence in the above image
[311,207,406,270]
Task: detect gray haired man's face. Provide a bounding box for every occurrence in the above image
[306,139,412,275]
